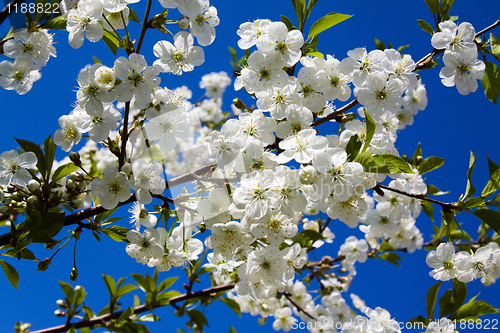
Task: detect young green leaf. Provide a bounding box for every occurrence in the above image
[417,19,434,35]
[374,37,386,50]
[378,252,403,267]
[187,309,209,328]
[59,280,75,305]
[345,134,362,161]
[44,136,56,179]
[50,163,79,183]
[15,137,46,178]
[421,200,434,222]
[100,226,129,242]
[426,281,441,320]
[220,298,241,317]
[290,0,306,30]
[280,15,295,31]
[42,15,67,30]
[0,259,20,289]
[450,300,498,320]
[438,289,454,318]
[362,110,376,152]
[482,156,500,198]
[418,156,445,174]
[452,279,467,313]
[102,30,119,55]
[482,61,500,104]
[128,6,141,23]
[472,209,500,234]
[464,151,476,199]
[424,0,439,15]
[308,13,352,39]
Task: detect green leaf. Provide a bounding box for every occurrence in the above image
[25,205,64,243]
[452,279,467,313]
[482,61,500,103]
[59,280,75,305]
[362,110,376,152]
[290,0,305,30]
[424,0,439,14]
[220,298,241,317]
[102,29,119,55]
[451,300,498,320]
[117,284,137,298]
[417,19,434,35]
[128,6,140,23]
[94,207,118,224]
[418,156,445,174]
[291,230,325,248]
[397,44,410,52]
[304,0,319,22]
[280,15,295,31]
[137,314,160,322]
[490,33,500,54]
[42,15,67,30]
[44,136,56,179]
[439,289,454,318]
[440,0,455,19]
[229,327,237,333]
[51,163,79,183]
[421,200,434,222]
[119,306,134,320]
[426,281,441,320]
[2,248,38,261]
[406,316,429,327]
[464,151,476,199]
[15,137,46,178]
[308,13,352,39]
[187,310,209,328]
[373,38,386,51]
[482,155,500,198]
[158,276,178,292]
[378,252,402,267]
[102,274,117,297]
[449,228,472,241]
[74,285,86,307]
[100,226,129,242]
[345,134,362,161]
[473,209,500,234]
[0,259,19,288]
[457,197,484,210]
[427,184,449,196]
[372,154,414,174]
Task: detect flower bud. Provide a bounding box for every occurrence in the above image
[257,317,267,325]
[70,198,84,209]
[66,179,76,191]
[56,299,66,308]
[233,98,250,112]
[121,163,132,176]
[27,179,40,192]
[77,181,87,192]
[70,267,78,281]
[38,258,51,271]
[0,189,4,203]
[70,173,83,182]
[69,152,81,166]
[54,309,66,317]
[177,16,189,30]
[415,155,423,166]
[11,192,23,202]
[27,195,38,206]
[299,165,317,185]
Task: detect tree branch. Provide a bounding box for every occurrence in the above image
[0,0,26,26]
[29,283,235,333]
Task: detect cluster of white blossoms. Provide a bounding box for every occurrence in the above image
[2,1,499,330]
[431,20,486,95]
[426,242,500,284]
[0,28,56,94]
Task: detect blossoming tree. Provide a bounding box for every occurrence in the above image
[0,0,500,332]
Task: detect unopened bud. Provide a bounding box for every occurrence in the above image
[415,155,423,166]
[28,179,40,192]
[233,98,249,111]
[54,309,66,317]
[257,317,267,326]
[56,299,66,308]
[77,181,87,192]
[199,222,206,233]
[299,165,317,185]
[38,258,51,271]
[70,173,82,182]
[70,198,84,209]
[121,163,132,176]
[70,267,78,281]
[177,16,189,30]
[66,179,76,191]
[27,195,38,206]
[69,152,81,166]
[401,154,408,161]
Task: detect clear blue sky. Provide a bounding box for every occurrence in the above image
[0,0,499,332]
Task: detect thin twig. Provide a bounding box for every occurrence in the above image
[135,0,153,54]
[0,0,26,26]
[29,283,235,333]
[282,293,317,321]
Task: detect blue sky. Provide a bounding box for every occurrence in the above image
[1,0,500,332]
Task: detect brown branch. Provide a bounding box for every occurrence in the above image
[282,292,317,321]
[374,183,459,212]
[29,283,235,333]
[311,99,359,128]
[0,164,215,247]
[135,0,153,54]
[152,194,197,214]
[0,0,26,26]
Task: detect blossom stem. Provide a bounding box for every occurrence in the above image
[282,292,317,320]
[135,0,153,54]
[118,102,130,168]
